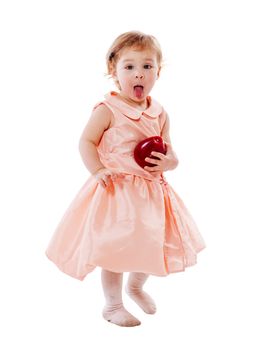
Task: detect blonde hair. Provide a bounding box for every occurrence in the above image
[104,30,164,86]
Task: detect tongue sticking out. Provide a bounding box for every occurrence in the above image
[134,86,143,98]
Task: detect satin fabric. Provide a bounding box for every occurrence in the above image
[45,91,206,280]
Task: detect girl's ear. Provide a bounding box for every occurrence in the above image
[109,63,116,77]
[157,66,161,79]
[111,69,116,78]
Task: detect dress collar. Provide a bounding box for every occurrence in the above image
[104,91,163,120]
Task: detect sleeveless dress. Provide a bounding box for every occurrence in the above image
[45,91,206,281]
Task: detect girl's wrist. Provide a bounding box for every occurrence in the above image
[92,166,105,176]
[167,158,179,171]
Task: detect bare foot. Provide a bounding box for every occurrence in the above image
[102,303,141,327]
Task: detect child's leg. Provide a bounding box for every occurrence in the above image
[125,272,157,314]
[101,269,141,327]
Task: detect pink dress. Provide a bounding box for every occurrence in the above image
[45,91,206,281]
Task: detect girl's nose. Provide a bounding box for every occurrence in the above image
[136,73,144,79]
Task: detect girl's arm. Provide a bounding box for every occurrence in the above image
[79,104,112,175]
[79,141,105,175]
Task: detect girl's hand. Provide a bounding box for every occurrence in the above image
[93,167,125,189]
[144,142,179,173]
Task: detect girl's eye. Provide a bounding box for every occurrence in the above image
[125,64,153,70]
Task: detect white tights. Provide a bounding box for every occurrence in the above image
[101,269,156,327]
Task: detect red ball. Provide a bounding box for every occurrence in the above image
[134,136,167,169]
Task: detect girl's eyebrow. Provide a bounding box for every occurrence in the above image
[122,58,155,63]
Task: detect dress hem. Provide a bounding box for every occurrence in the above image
[45,246,206,281]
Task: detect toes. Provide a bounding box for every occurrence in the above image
[145,305,157,314]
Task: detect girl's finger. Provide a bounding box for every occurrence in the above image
[151,151,162,158]
[145,157,154,163]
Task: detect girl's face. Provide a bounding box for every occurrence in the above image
[112,48,161,107]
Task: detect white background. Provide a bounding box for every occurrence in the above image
[0,0,272,349]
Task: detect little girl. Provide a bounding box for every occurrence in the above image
[45,30,206,327]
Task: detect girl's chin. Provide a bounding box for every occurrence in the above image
[133,95,145,101]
